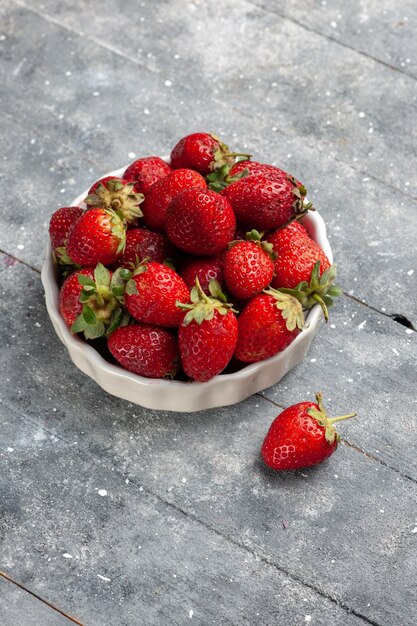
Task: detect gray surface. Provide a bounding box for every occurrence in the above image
[0,0,416,624]
[0,576,73,625]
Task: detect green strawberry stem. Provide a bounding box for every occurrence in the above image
[177,278,236,325]
[263,287,306,332]
[70,264,130,339]
[306,392,356,444]
[312,292,329,321]
[277,202,315,230]
[328,414,357,424]
[223,152,252,159]
[85,180,144,225]
[277,262,341,321]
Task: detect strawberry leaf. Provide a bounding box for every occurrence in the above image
[84,320,106,340]
[78,274,96,288]
[82,304,97,325]
[125,279,138,295]
[70,314,88,334]
[94,263,111,289]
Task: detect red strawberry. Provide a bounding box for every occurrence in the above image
[59,268,94,328]
[222,174,311,231]
[170,132,250,175]
[49,206,84,250]
[223,231,275,300]
[123,157,172,194]
[261,393,356,470]
[268,224,330,290]
[166,189,236,256]
[283,220,310,237]
[142,168,206,232]
[49,206,84,264]
[67,208,126,267]
[178,279,238,381]
[59,264,129,339]
[179,254,225,294]
[85,178,144,225]
[228,160,296,183]
[266,225,340,320]
[108,324,179,379]
[125,261,189,327]
[116,228,174,268]
[234,289,305,363]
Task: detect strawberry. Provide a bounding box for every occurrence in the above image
[208,161,293,192]
[49,206,84,265]
[49,206,84,250]
[268,223,330,290]
[88,176,126,197]
[177,279,238,381]
[170,132,250,175]
[166,189,236,256]
[142,168,206,232]
[222,174,312,231]
[267,225,340,320]
[223,230,275,300]
[228,160,295,183]
[108,324,179,379]
[116,228,174,268]
[261,392,356,470]
[123,156,172,194]
[179,254,225,294]
[67,208,126,267]
[85,178,144,225]
[59,264,129,339]
[125,261,189,327]
[234,289,305,363]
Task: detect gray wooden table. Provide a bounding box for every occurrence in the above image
[1,1,416,624]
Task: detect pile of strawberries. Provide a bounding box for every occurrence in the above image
[49,132,340,383]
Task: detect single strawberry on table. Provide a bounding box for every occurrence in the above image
[177,279,238,382]
[166,188,236,256]
[85,178,144,225]
[49,206,84,265]
[67,207,126,267]
[170,132,250,175]
[123,156,172,195]
[59,264,129,339]
[108,323,179,379]
[222,173,312,231]
[267,223,341,320]
[261,392,356,470]
[124,261,189,327]
[141,168,206,232]
[223,230,275,300]
[234,289,305,363]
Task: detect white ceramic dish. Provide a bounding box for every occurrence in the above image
[41,163,333,412]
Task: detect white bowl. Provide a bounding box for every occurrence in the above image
[41,163,333,412]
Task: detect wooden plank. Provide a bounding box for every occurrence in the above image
[8,0,417,195]
[0,412,366,626]
[0,576,74,625]
[247,0,417,78]
[1,257,417,624]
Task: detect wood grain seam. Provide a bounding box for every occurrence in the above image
[0,571,84,625]
[244,0,416,81]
